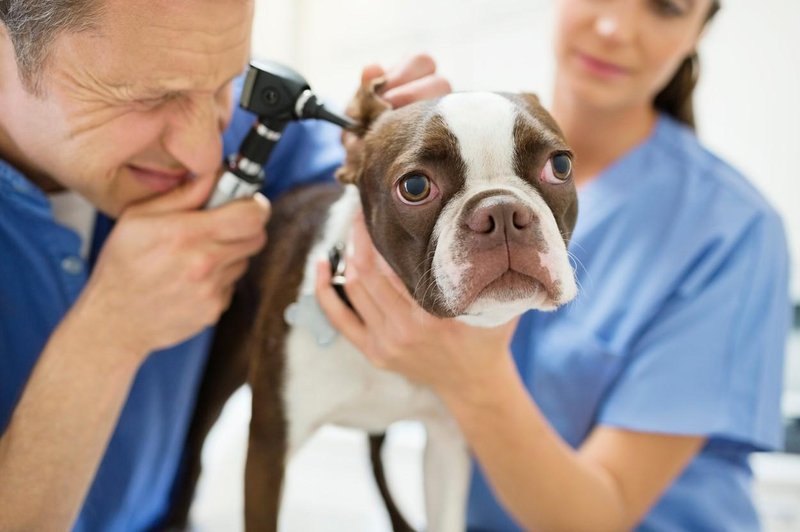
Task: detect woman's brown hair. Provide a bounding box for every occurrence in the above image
[653,0,721,129]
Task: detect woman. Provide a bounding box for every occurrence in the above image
[317,0,792,529]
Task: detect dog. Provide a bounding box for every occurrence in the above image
[166,79,579,531]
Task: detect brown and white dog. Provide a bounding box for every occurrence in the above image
[166,81,579,531]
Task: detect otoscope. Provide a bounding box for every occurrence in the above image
[205,59,355,209]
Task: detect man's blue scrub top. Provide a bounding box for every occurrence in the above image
[0,92,344,530]
[467,114,792,531]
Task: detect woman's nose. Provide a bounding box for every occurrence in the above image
[595,15,619,37]
[593,2,637,42]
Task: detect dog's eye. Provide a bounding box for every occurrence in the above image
[398,174,432,203]
[541,153,573,184]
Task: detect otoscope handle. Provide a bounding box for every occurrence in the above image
[203,119,284,209]
[205,169,263,209]
[203,59,355,210]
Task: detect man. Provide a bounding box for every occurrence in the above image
[0,0,449,529]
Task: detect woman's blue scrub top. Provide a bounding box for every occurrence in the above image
[467,114,792,531]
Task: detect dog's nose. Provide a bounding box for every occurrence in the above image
[465,196,534,245]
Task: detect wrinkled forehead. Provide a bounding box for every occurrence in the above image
[366,92,567,179]
[52,0,253,97]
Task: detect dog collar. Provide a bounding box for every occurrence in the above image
[328,243,353,309]
[282,242,353,347]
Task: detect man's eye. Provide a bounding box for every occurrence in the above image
[132,97,166,110]
[132,92,180,111]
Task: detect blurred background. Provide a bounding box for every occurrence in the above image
[192,0,800,530]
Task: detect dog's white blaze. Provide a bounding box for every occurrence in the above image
[438,93,518,187]
[433,93,577,318]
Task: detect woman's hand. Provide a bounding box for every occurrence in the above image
[358,53,452,109]
[315,210,518,401]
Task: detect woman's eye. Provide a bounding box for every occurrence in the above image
[651,0,686,17]
[397,174,433,204]
[540,153,573,184]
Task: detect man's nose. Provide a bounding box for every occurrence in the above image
[465,195,536,249]
[161,93,228,178]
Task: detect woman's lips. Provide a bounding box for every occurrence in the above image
[576,51,631,79]
[127,165,190,193]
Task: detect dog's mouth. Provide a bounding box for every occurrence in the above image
[477,269,547,300]
[468,266,560,306]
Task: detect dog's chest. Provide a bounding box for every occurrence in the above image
[275,186,445,450]
[283,327,439,433]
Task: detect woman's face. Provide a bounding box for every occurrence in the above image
[554,0,713,111]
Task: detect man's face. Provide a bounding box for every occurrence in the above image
[0,0,254,216]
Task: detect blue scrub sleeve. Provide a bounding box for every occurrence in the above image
[597,212,792,451]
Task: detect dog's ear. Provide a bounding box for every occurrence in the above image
[519,92,541,106]
[516,92,564,136]
[516,92,542,115]
[335,77,393,185]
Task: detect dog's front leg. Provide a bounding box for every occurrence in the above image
[423,418,471,532]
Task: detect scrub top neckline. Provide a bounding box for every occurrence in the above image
[573,113,669,240]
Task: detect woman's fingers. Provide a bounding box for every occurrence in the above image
[361,54,452,109]
[315,260,368,351]
[382,75,452,109]
[349,213,413,316]
[381,54,437,92]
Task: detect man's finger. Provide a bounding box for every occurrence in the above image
[217,258,250,287]
[213,232,267,268]
[200,193,271,242]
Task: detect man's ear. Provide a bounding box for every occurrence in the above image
[335,77,393,185]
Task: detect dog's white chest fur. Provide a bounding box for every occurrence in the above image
[279,186,446,456]
[274,186,469,532]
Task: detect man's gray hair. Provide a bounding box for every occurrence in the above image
[0,0,101,93]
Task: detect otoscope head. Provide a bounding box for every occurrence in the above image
[241,59,357,130]
[241,59,310,121]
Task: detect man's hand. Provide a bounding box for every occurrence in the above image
[69,174,270,362]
